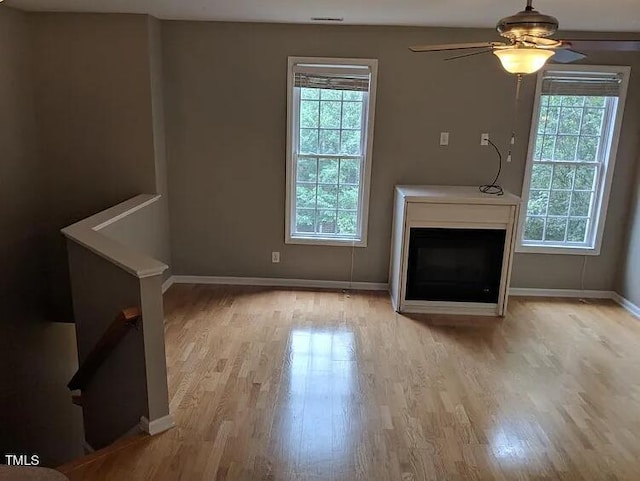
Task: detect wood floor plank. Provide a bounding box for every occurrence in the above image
[62,287,640,481]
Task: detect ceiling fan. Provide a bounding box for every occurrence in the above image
[410,0,640,75]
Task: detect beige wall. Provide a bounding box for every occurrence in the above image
[617,154,640,306]
[29,13,167,319]
[0,5,83,466]
[147,17,173,279]
[162,21,640,290]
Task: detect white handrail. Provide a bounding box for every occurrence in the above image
[61,194,168,279]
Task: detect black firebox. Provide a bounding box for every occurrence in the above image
[406,228,506,303]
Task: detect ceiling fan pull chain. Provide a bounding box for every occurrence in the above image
[508,74,523,162]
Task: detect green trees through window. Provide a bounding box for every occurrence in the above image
[294,87,365,237]
[523,94,610,246]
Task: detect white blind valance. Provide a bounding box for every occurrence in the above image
[293,63,371,92]
[542,71,623,97]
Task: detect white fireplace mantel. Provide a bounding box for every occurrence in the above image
[389,185,520,317]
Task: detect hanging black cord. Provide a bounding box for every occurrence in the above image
[479,139,504,196]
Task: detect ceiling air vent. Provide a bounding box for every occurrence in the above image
[311,17,344,22]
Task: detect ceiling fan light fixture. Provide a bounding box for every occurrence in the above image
[493,47,555,75]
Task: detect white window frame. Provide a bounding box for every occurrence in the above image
[517,64,631,255]
[285,56,378,247]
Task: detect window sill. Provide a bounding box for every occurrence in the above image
[516,244,601,256]
[286,235,367,248]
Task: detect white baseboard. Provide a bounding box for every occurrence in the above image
[509,288,639,320]
[161,276,174,294]
[139,414,175,436]
[169,275,389,291]
[611,293,640,319]
[509,288,616,299]
[83,440,95,454]
[164,276,638,318]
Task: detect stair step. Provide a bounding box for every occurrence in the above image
[57,433,148,476]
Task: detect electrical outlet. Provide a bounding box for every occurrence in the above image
[271,251,280,263]
[481,133,490,146]
[440,132,449,146]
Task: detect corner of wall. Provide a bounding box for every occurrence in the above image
[615,150,640,306]
[146,16,173,278]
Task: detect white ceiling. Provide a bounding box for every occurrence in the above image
[6,0,640,32]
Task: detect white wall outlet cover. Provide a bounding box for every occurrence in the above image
[440,132,449,146]
[481,133,490,146]
[271,251,280,263]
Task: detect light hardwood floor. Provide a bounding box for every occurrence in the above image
[61,285,640,481]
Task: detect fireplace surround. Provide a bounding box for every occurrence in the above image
[389,186,520,316]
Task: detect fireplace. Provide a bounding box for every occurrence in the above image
[389,186,520,316]
[406,228,506,303]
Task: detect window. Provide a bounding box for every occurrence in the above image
[286,57,378,246]
[518,65,630,255]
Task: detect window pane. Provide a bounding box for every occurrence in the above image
[296,184,316,208]
[337,211,357,235]
[534,135,544,160]
[585,96,606,108]
[541,106,560,134]
[545,218,567,242]
[342,102,362,129]
[541,136,556,160]
[561,96,585,107]
[300,100,319,128]
[295,209,315,233]
[317,185,338,210]
[537,107,548,134]
[570,191,592,217]
[567,218,589,242]
[317,210,337,234]
[527,190,549,216]
[300,129,318,153]
[343,91,363,101]
[338,186,358,210]
[320,101,341,128]
[297,158,317,182]
[558,108,582,135]
[301,88,320,100]
[548,191,570,216]
[575,165,596,190]
[531,164,552,189]
[551,165,575,189]
[320,89,341,101]
[581,108,605,136]
[555,136,578,161]
[319,130,340,154]
[340,130,361,155]
[548,95,562,107]
[577,137,599,162]
[524,217,545,241]
[318,158,339,183]
[339,159,360,184]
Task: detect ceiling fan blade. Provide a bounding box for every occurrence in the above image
[562,39,640,52]
[551,49,587,63]
[409,42,505,52]
[445,49,494,61]
[520,35,562,48]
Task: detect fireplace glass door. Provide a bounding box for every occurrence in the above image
[406,228,506,303]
